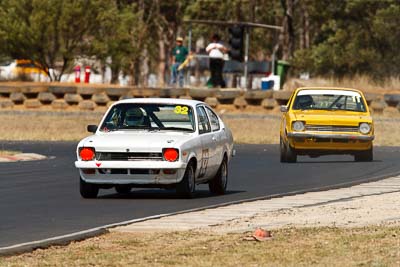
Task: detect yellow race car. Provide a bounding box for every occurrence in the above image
[280,87,374,163]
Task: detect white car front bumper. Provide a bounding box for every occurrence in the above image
[75,160,187,185]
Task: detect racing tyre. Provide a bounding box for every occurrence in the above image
[209,157,228,195]
[354,147,373,162]
[285,143,297,163]
[280,137,287,162]
[176,163,195,198]
[115,185,131,194]
[80,177,99,198]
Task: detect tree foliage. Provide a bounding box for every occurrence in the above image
[292,0,400,78]
[90,2,145,83]
[0,0,106,81]
[0,0,399,83]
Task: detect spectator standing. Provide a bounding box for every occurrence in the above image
[206,34,228,88]
[170,37,188,87]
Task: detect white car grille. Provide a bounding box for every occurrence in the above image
[95,152,163,161]
[305,125,359,132]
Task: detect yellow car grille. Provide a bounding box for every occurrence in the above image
[305,125,359,132]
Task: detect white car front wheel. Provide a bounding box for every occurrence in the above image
[209,157,228,195]
[80,177,99,199]
[115,185,132,194]
[176,163,195,198]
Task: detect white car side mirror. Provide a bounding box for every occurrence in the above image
[280,105,288,112]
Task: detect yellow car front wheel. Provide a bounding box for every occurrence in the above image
[354,147,373,162]
[280,136,297,163]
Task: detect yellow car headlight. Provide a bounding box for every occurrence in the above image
[292,121,305,131]
[359,123,371,134]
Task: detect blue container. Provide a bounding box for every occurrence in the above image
[261,80,274,90]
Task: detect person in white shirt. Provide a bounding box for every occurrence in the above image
[206,34,228,88]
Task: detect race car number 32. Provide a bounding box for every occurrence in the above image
[174,105,188,115]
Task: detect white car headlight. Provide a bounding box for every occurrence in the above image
[292,121,305,131]
[359,123,371,134]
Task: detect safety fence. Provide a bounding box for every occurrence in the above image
[0,82,396,114]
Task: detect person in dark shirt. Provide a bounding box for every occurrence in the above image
[170,37,188,87]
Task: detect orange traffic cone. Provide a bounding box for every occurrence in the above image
[252,228,272,241]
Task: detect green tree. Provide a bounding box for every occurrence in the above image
[293,0,400,78]
[91,2,145,84]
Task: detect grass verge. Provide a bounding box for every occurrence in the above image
[0,113,99,141]
[287,75,400,92]
[1,226,399,266]
[0,112,398,146]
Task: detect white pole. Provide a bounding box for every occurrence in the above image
[243,27,250,90]
[187,24,192,87]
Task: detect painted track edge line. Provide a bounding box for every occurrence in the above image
[1,170,399,256]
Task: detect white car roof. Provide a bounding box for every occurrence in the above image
[297,89,362,97]
[115,98,205,107]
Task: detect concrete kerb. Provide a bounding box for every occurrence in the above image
[132,88,160,97]
[261,98,277,109]
[273,90,292,106]
[48,86,77,95]
[244,90,273,106]
[64,93,83,104]
[205,97,219,108]
[38,92,56,104]
[51,99,69,110]
[0,99,14,108]
[384,93,400,107]
[0,153,47,163]
[105,87,130,98]
[188,88,216,101]
[215,89,242,100]
[10,92,26,103]
[77,86,105,96]
[0,228,108,256]
[92,93,110,105]
[364,93,380,105]
[370,99,387,114]
[0,86,19,94]
[24,99,42,109]
[19,86,48,94]
[78,100,97,110]
[233,97,247,109]
[1,169,399,256]
[158,88,186,98]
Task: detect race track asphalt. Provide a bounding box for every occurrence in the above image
[1,141,400,247]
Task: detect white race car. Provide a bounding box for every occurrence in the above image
[75,98,234,198]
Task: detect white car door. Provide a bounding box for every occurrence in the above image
[196,106,217,180]
[205,106,224,167]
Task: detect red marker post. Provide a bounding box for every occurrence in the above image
[84,66,91,83]
[74,66,81,83]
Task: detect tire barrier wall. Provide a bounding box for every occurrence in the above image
[0,82,395,114]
